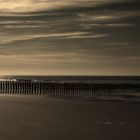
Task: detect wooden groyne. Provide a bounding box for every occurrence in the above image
[0,80,140,96]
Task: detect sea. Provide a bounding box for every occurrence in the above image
[0,75,140,82]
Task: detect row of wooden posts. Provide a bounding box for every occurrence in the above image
[0,81,139,96]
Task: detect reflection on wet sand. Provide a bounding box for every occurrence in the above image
[0,95,139,140]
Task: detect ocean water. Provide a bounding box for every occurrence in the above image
[1,75,140,81]
[0,75,140,96]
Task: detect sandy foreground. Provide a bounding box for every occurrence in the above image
[0,94,139,140]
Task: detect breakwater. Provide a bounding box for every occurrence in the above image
[0,78,140,96]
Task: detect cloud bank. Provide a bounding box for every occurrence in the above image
[0,0,139,75]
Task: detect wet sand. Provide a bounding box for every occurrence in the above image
[0,95,140,140]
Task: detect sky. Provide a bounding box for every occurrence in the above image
[0,0,139,75]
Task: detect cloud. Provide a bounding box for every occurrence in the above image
[0,31,109,45]
[80,23,135,29]
[0,0,132,14]
[0,0,139,75]
[0,0,105,13]
[67,34,109,39]
[78,11,140,22]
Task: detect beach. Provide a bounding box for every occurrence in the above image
[0,94,139,140]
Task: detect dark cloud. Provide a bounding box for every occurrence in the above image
[0,0,139,75]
